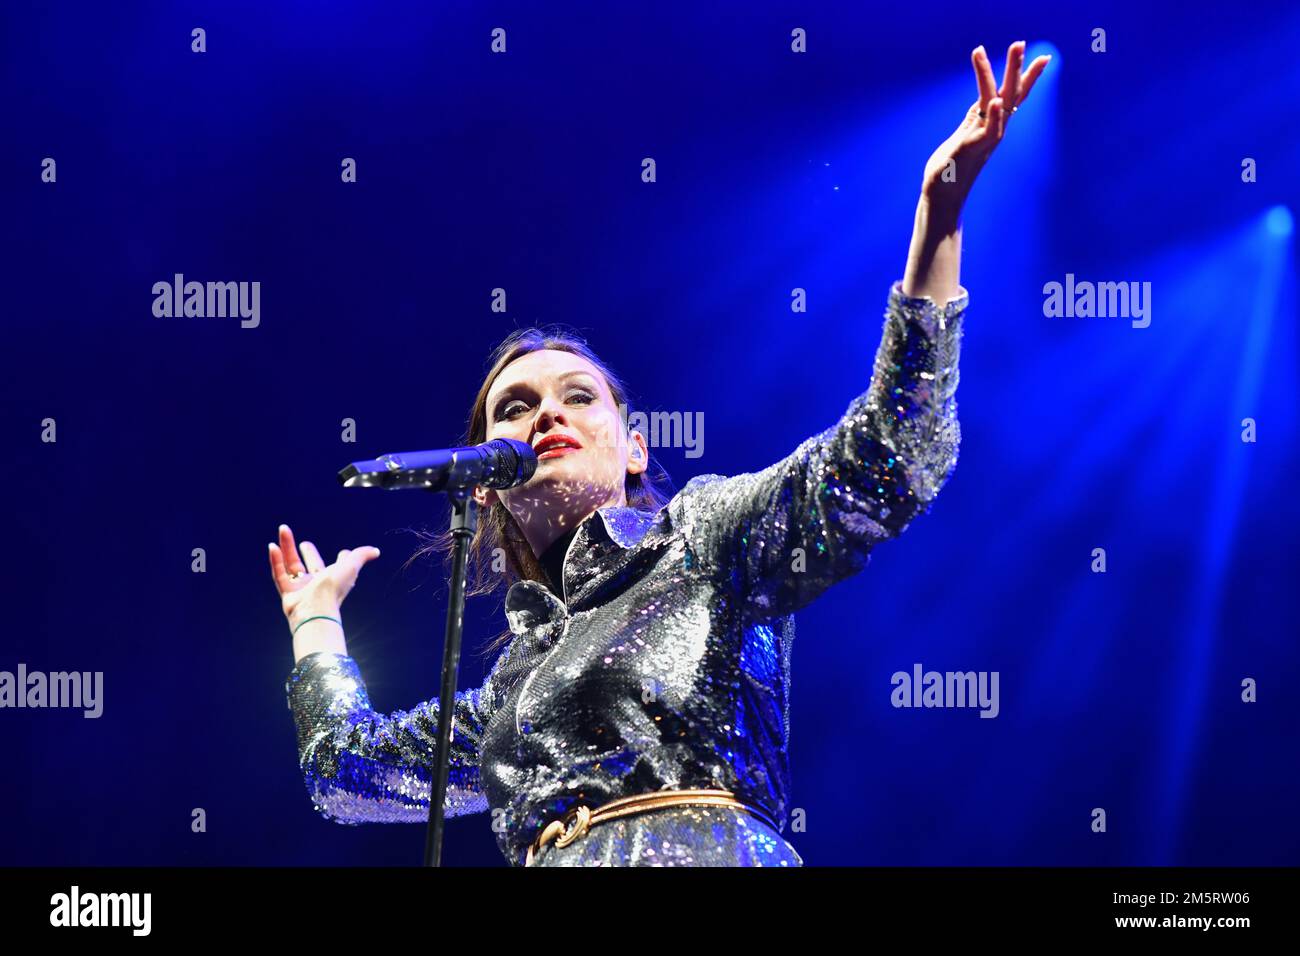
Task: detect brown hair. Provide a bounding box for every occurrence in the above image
[405,325,674,655]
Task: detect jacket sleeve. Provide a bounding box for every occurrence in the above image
[672,279,968,624]
[285,650,494,823]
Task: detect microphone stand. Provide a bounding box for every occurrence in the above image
[422,487,476,867]
[338,438,535,866]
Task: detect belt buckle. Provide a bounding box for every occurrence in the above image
[526,805,592,867]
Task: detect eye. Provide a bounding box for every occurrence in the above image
[495,388,594,421]
[497,399,529,421]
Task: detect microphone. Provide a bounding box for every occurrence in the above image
[338,438,538,493]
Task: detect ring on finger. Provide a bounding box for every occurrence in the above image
[978,101,1018,120]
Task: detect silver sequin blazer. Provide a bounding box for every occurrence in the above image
[286,279,969,866]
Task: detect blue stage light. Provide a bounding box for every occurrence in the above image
[1265,204,1294,237]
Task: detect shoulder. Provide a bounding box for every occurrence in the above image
[670,472,731,505]
[679,473,729,493]
[662,472,729,525]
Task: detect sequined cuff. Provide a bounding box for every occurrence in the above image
[285,651,373,764]
[285,651,369,716]
[888,279,969,337]
[867,280,966,506]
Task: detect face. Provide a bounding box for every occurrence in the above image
[475,349,649,546]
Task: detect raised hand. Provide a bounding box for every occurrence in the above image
[268,523,381,632]
[920,40,1051,215]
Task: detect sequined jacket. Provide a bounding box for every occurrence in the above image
[286,279,969,866]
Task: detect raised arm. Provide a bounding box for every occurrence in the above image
[673,41,1049,624]
[269,524,495,823]
[675,280,967,623]
[285,651,493,823]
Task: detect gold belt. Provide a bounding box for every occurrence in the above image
[525,788,780,866]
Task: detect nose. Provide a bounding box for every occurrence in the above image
[530,394,568,435]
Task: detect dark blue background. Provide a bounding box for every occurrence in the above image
[4,1,1297,865]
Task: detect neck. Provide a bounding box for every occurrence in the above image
[508,483,628,557]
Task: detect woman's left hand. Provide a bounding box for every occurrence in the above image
[920,40,1051,217]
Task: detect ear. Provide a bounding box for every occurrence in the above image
[472,484,499,509]
[626,429,650,476]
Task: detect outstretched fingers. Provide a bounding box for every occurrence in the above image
[269,541,289,589]
[278,524,306,576]
[1017,54,1051,105]
[976,97,1006,146]
[347,546,381,579]
[972,45,997,114]
[1001,41,1025,109]
[299,540,327,573]
[975,41,1053,119]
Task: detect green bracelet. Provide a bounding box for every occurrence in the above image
[292,614,342,636]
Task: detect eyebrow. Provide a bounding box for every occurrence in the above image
[489,369,601,410]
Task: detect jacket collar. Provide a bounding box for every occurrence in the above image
[592,503,659,549]
[503,503,661,640]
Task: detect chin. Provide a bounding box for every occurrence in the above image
[531,461,621,500]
